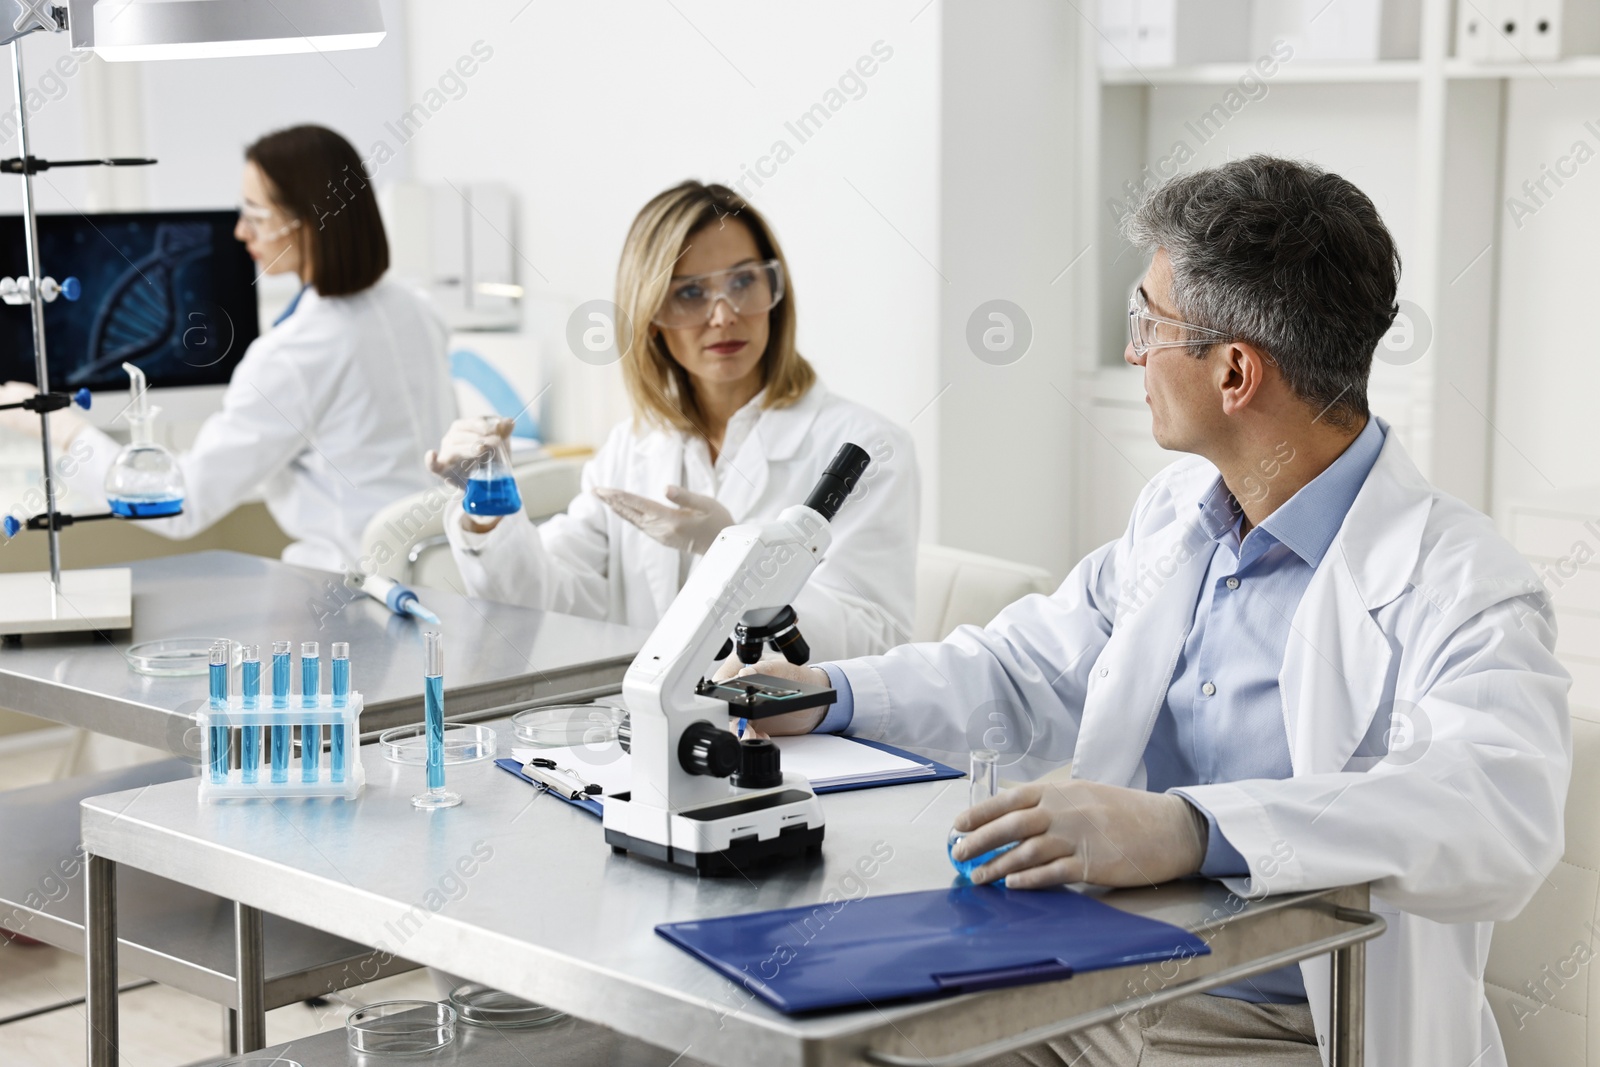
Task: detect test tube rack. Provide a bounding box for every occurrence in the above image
[198,694,365,802]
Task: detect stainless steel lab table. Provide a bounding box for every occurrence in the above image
[0,550,649,747]
[81,739,1385,1067]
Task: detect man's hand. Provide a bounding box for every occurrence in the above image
[951,780,1208,890]
[712,657,831,737]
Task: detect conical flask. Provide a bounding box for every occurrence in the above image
[104,362,186,518]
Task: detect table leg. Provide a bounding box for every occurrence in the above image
[233,901,266,1051]
[84,853,118,1067]
[1327,940,1366,1067]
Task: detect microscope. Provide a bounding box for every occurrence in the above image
[602,443,870,874]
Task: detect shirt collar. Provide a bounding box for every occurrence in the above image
[272,283,311,326]
[1194,417,1386,566]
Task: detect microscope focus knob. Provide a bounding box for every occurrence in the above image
[733,737,783,790]
[679,720,741,778]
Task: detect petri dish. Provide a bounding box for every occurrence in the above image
[380,723,498,765]
[448,983,567,1029]
[511,704,621,749]
[212,1060,304,1067]
[347,999,456,1054]
[125,638,241,677]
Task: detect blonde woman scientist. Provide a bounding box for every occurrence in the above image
[427,181,918,661]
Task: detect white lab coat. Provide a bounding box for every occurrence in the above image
[448,382,919,663]
[67,279,456,572]
[835,421,1570,1067]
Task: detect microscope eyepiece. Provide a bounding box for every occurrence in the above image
[802,442,871,523]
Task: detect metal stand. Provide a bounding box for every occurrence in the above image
[233,901,266,1052]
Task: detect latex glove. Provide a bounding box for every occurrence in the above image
[951,780,1208,890]
[712,658,831,738]
[595,485,733,555]
[0,380,89,446]
[426,415,511,489]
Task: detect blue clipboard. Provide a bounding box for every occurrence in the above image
[656,884,1211,1014]
[496,738,962,818]
[494,759,603,816]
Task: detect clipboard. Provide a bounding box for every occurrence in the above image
[656,884,1211,1014]
[494,758,603,817]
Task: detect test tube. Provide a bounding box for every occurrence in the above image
[412,631,460,809]
[271,641,291,783]
[208,643,230,784]
[330,642,350,784]
[240,645,261,784]
[301,642,320,782]
[947,749,1017,879]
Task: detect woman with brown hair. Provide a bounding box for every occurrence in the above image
[427,180,918,661]
[1,124,456,571]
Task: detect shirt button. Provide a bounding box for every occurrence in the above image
[1098,667,1109,678]
[1201,681,1216,696]
[1225,577,1240,590]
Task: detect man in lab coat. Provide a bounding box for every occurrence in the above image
[750,155,1571,1066]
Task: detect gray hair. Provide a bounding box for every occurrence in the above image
[1122,155,1400,429]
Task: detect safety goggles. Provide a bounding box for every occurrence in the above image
[237,203,301,242]
[1127,287,1228,358]
[653,259,784,329]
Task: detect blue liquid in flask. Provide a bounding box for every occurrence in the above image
[463,475,522,516]
[109,497,183,518]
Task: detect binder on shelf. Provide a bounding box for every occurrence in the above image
[1456,0,1494,60]
[1489,0,1526,61]
[656,885,1212,1014]
[1098,0,1136,70]
[1097,0,1250,71]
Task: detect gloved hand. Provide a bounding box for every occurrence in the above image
[595,485,733,555]
[425,415,511,489]
[951,780,1209,890]
[711,658,832,738]
[0,380,89,446]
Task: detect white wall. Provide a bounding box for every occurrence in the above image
[400,0,943,539]
[1492,79,1600,516]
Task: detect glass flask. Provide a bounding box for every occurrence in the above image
[104,362,185,518]
[948,748,1019,879]
[462,436,522,517]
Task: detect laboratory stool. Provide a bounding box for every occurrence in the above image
[196,1008,715,1066]
[0,759,415,1056]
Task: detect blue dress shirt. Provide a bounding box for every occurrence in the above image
[817,420,1388,1003]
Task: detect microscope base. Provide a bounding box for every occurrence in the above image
[603,783,826,875]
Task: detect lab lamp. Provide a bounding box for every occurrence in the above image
[0,0,385,638]
[63,0,385,62]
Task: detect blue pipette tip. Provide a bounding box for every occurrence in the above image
[3,515,19,539]
[72,387,90,410]
[60,277,80,301]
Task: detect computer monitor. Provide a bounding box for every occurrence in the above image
[0,209,259,394]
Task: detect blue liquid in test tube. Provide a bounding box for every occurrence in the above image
[947,749,1018,880]
[208,643,229,784]
[240,645,261,784]
[330,642,349,783]
[412,631,460,809]
[271,641,291,783]
[301,642,320,782]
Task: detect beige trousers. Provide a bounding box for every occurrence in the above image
[985,993,1320,1067]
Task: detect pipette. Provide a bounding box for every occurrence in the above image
[301,642,320,783]
[412,630,460,810]
[240,645,261,785]
[208,643,229,784]
[330,642,350,783]
[270,641,291,783]
[346,572,440,625]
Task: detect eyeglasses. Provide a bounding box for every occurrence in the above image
[237,203,301,242]
[653,259,784,329]
[1127,287,1228,358]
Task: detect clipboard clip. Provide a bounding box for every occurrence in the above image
[522,757,604,801]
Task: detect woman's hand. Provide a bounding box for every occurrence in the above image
[951,781,1208,890]
[427,416,512,533]
[0,381,89,446]
[596,485,732,555]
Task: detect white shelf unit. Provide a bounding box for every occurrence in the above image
[1505,489,1600,715]
[1068,0,1550,559]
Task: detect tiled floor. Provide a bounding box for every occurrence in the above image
[0,735,438,1067]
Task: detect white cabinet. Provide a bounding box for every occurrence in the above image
[1506,488,1600,713]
